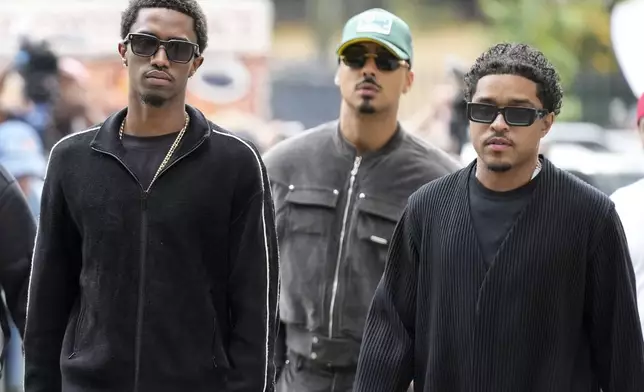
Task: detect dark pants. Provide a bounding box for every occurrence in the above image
[277,352,356,392]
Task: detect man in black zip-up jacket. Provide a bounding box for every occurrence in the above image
[263,8,460,392]
[24,2,279,392]
[0,164,34,366]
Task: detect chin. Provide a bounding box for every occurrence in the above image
[486,163,512,173]
[357,99,378,114]
[358,105,376,114]
[140,93,169,108]
[483,159,512,173]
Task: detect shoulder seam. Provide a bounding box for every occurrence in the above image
[44,126,101,180]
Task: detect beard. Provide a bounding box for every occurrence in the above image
[140,93,167,108]
[358,98,376,114]
[486,162,512,172]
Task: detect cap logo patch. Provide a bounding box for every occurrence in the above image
[356,12,393,35]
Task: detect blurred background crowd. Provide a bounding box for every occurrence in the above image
[0,0,643,390]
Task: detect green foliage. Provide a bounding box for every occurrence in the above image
[478,0,617,91]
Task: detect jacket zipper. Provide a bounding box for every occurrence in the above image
[133,193,147,390]
[91,136,206,390]
[328,155,362,338]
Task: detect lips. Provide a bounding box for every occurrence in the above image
[356,84,379,98]
[357,83,379,92]
[485,137,513,152]
[145,70,172,81]
[486,137,512,146]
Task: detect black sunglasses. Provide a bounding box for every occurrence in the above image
[340,48,408,72]
[124,33,200,64]
[467,102,549,127]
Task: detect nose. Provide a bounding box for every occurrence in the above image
[150,46,170,68]
[490,112,509,131]
[361,56,378,75]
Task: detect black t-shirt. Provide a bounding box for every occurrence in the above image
[121,132,180,190]
[469,167,540,266]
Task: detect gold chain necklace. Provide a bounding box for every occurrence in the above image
[119,112,190,188]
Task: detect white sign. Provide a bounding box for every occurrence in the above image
[611,0,644,97]
[0,0,274,58]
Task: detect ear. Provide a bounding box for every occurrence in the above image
[191,56,204,77]
[541,112,555,138]
[334,68,340,86]
[118,42,127,65]
[402,69,414,94]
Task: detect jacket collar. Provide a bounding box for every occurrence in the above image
[461,154,552,191]
[332,120,405,161]
[457,154,553,272]
[90,104,212,160]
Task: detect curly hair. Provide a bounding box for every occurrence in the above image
[121,0,208,53]
[464,43,563,116]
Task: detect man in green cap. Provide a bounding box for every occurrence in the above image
[264,7,460,392]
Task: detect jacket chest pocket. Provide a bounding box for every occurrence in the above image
[339,196,403,335]
[280,187,340,320]
[284,187,339,235]
[355,196,403,265]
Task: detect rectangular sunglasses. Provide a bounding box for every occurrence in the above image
[467,102,549,127]
[124,33,200,64]
[340,50,408,72]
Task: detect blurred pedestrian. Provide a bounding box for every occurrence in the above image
[23,1,279,391]
[44,57,104,152]
[354,43,644,392]
[0,163,34,378]
[0,107,46,216]
[0,106,46,392]
[263,8,460,392]
[611,92,644,334]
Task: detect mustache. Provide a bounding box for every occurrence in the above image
[355,76,381,90]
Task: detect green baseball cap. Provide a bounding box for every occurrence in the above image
[337,8,413,65]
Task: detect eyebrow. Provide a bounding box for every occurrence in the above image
[136,31,191,42]
[475,97,537,108]
[507,99,536,107]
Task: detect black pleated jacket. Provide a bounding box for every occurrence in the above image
[354,158,644,392]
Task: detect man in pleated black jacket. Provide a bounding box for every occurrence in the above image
[354,43,644,392]
[23,1,279,392]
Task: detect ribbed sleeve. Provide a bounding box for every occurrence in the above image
[585,207,644,391]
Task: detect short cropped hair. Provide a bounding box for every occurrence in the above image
[120,0,208,53]
[464,43,563,115]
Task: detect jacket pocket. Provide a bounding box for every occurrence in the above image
[356,196,402,255]
[340,196,404,335]
[70,299,87,357]
[284,187,339,234]
[212,322,231,370]
[280,187,339,330]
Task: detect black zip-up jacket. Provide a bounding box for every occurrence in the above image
[24,105,280,392]
[263,121,460,369]
[0,164,33,357]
